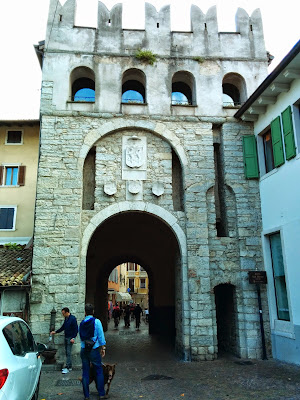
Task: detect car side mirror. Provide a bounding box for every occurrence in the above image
[36,343,47,354]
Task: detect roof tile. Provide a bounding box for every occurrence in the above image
[0,249,32,286]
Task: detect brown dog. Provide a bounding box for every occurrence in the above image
[88,363,116,396]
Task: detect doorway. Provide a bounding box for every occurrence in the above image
[85,211,181,355]
[214,283,238,356]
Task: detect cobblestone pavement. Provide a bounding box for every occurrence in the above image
[39,318,300,400]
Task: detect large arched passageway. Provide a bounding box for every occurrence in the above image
[85,211,183,357]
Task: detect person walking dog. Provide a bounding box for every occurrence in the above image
[51,307,78,374]
[79,303,107,400]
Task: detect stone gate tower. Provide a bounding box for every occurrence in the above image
[32,0,270,361]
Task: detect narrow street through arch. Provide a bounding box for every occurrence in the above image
[85,211,183,358]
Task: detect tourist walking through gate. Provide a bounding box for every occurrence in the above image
[79,303,107,399]
[112,303,120,329]
[51,307,78,374]
[134,304,143,330]
[124,304,131,328]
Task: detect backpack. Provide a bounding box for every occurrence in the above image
[79,317,95,351]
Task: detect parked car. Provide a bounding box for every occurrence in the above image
[0,316,46,400]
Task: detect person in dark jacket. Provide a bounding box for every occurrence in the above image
[112,303,120,329]
[51,307,78,373]
[133,304,143,330]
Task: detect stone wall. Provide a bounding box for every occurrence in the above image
[31,0,271,362]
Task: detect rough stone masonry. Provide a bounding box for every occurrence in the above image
[31,0,271,362]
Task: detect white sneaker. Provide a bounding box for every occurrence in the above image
[62,368,69,374]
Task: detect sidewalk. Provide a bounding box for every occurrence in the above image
[39,319,300,400]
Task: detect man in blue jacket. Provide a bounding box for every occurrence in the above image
[51,307,78,374]
[79,303,107,400]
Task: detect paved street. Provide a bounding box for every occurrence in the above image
[39,318,300,400]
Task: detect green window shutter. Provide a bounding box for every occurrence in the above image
[282,106,296,160]
[271,116,285,167]
[242,135,259,179]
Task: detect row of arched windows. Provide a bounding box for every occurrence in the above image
[70,67,247,107]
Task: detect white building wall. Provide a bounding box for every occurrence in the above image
[254,77,300,364]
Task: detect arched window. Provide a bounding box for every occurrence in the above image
[172,71,196,106]
[70,67,95,102]
[222,73,247,107]
[122,69,146,104]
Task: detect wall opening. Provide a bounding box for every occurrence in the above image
[122,69,146,104]
[86,211,181,355]
[82,146,95,210]
[172,71,196,106]
[222,73,247,107]
[214,283,238,356]
[172,149,184,211]
[70,66,95,102]
[213,142,227,237]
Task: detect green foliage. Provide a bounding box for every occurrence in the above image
[193,56,204,63]
[135,49,157,65]
[4,242,22,250]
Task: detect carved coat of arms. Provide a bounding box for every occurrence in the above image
[126,145,144,168]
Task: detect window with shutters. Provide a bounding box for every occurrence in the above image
[128,278,135,292]
[0,207,17,230]
[282,105,296,160]
[0,165,26,186]
[269,232,290,321]
[262,129,275,173]
[127,262,137,271]
[292,102,300,153]
[5,130,23,145]
[242,135,259,179]
[140,278,146,289]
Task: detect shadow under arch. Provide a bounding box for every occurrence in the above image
[81,202,190,359]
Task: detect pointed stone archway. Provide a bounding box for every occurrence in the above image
[80,202,190,359]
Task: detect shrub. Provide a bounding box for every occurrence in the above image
[135,49,157,65]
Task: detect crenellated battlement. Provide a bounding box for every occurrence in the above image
[45,0,267,60]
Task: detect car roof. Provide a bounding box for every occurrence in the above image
[0,316,25,328]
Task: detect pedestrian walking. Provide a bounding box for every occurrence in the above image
[144,307,149,323]
[124,304,131,328]
[112,303,120,329]
[134,303,143,330]
[79,303,107,400]
[51,307,78,374]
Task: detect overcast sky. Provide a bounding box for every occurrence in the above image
[0,0,298,119]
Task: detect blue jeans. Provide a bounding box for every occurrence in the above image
[64,337,73,369]
[80,347,105,398]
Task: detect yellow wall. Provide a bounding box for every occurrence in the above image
[0,122,39,244]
